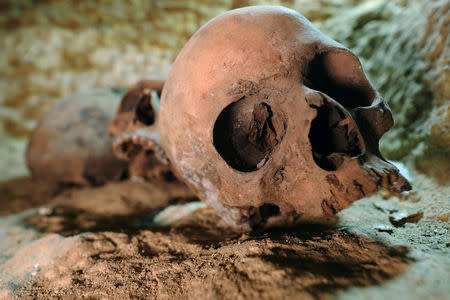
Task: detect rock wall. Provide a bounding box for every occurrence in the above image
[321,0,449,183]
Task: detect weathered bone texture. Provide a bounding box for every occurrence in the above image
[160,6,411,232]
[108,80,182,183]
[27,89,128,188]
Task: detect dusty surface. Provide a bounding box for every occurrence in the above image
[15,214,414,299]
[0,164,448,299]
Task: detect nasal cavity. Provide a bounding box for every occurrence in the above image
[213,97,285,172]
[304,51,375,109]
[308,101,364,171]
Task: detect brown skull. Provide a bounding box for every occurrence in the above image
[159,6,412,232]
[109,80,180,183]
[27,89,128,189]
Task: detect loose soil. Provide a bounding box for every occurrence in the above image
[0,178,413,299]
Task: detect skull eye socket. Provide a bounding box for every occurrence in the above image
[304,50,375,109]
[213,96,285,172]
[135,93,155,126]
[118,90,156,126]
[308,98,364,171]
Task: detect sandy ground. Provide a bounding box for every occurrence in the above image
[0,157,448,299]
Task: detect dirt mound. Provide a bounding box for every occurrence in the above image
[17,189,412,299]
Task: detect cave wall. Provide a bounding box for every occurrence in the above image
[321,0,449,182]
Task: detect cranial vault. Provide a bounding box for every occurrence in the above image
[157,6,411,231]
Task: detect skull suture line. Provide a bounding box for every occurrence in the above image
[159,6,411,232]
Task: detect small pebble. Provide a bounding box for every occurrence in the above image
[39,207,52,215]
[375,224,394,234]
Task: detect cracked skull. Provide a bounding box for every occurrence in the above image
[159,6,411,232]
[109,80,181,183]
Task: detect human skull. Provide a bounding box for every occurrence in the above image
[27,89,128,189]
[109,80,180,183]
[159,6,411,232]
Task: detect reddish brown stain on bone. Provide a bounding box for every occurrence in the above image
[326,174,344,192]
[160,6,411,231]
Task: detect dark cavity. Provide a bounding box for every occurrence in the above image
[308,101,363,171]
[213,97,285,172]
